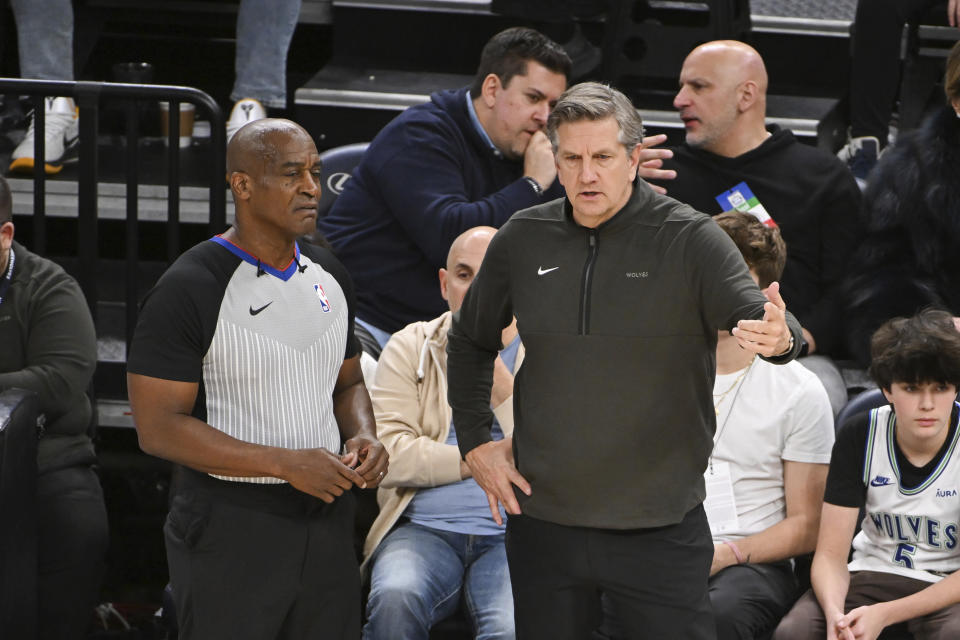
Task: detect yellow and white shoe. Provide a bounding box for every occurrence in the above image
[9,96,79,175]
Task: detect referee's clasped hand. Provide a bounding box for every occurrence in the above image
[279,447,368,503]
[342,433,389,489]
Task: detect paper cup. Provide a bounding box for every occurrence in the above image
[159,102,195,148]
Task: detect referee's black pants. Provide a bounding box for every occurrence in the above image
[506,504,716,640]
[165,466,360,640]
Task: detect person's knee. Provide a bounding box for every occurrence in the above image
[364,570,446,640]
[710,587,752,640]
[771,609,812,640]
[367,573,431,618]
[921,608,960,640]
[37,474,109,578]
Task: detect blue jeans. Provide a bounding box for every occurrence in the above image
[364,521,515,640]
[232,0,302,108]
[10,0,74,81]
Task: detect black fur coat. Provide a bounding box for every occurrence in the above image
[843,105,960,366]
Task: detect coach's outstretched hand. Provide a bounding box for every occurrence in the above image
[731,281,793,357]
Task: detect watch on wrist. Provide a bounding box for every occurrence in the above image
[523,176,543,197]
[779,334,795,357]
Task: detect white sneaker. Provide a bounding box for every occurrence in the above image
[9,96,79,175]
[226,98,267,143]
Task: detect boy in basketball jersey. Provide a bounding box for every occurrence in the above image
[774,309,960,640]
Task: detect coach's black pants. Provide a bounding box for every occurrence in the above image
[506,504,716,640]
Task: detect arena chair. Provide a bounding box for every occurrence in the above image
[308,141,381,376]
[0,389,40,638]
[316,142,369,220]
[835,387,886,430]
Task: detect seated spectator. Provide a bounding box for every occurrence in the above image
[705,211,835,640]
[318,27,571,345]
[774,308,960,640]
[8,0,78,174]
[362,226,518,640]
[842,40,960,368]
[651,40,861,412]
[837,0,955,187]
[0,175,109,639]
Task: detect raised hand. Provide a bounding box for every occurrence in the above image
[636,134,676,194]
[731,281,793,357]
[524,130,557,192]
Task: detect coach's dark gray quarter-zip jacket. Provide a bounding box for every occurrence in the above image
[447,181,803,529]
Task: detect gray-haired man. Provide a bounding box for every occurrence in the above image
[446,82,805,639]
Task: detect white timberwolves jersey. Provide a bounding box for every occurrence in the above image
[850,403,960,583]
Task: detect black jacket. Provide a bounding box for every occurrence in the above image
[842,106,960,366]
[0,242,98,474]
[447,182,803,529]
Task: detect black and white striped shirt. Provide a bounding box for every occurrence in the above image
[128,236,359,483]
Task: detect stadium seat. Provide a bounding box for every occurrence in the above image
[835,387,886,430]
[317,142,369,220]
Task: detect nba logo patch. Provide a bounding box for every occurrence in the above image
[314,284,331,312]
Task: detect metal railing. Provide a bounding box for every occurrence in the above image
[0,78,226,346]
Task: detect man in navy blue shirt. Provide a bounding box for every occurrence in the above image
[318,27,571,341]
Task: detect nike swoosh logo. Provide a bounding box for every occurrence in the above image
[870,478,892,487]
[538,266,560,275]
[249,302,273,316]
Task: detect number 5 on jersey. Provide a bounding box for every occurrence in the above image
[894,542,918,569]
